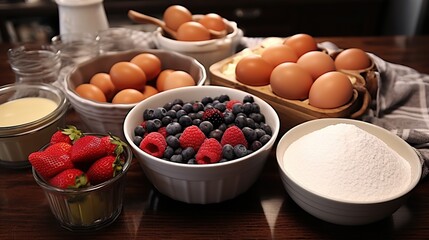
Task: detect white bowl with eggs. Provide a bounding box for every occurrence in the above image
[123,86,280,204]
[0,83,68,168]
[276,118,422,225]
[64,49,206,139]
[154,15,243,72]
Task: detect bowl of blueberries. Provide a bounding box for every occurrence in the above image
[123,86,280,204]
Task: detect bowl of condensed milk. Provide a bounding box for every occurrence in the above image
[0,83,68,168]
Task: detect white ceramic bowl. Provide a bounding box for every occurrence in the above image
[64,49,206,139]
[123,86,280,204]
[154,15,243,72]
[276,118,422,225]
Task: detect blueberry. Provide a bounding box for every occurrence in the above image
[146,120,158,132]
[179,115,193,127]
[214,102,226,112]
[242,102,253,115]
[196,111,204,119]
[174,147,182,154]
[224,111,235,125]
[161,116,173,126]
[171,104,182,112]
[235,115,247,129]
[201,96,213,105]
[170,154,183,163]
[163,101,173,110]
[251,102,260,113]
[182,147,195,161]
[192,102,204,112]
[132,136,142,146]
[199,121,213,136]
[219,158,229,163]
[260,123,272,135]
[163,146,174,159]
[166,135,180,149]
[176,109,187,119]
[218,123,227,132]
[250,140,263,151]
[232,103,244,115]
[166,109,177,119]
[192,118,202,126]
[188,112,197,120]
[209,129,223,141]
[134,125,145,136]
[233,144,248,158]
[187,158,197,164]
[172,98,184,106]
[143,108,155,120]
[243,95,254,103]
[182,103,194,113]
[260,134,271,144]
[153,107,167,119]
[242,127,257,143]
[218,94,230,102]
[249,113,265,123]
[246,118,256,129]
[166,122,182,135]
[255,128,266,138]
[153,119,162,129]
[222,144,234,160]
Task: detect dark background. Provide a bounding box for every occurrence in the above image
[0,0,428,43]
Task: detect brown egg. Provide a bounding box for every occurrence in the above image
[89,73,116,101]
[334,48,372,70]
[297,51,336,80]
[176,22,211,41]
[109,62,146,91]
[156,69,174,92]
[261,44,298,67]
[270,62,313,100]
[141,85,159,99]
[198,13,226,31]
[163,70,195,91]
[235,55,274,86]
[284,33,318,58]
[163,5,193,31]
[130,53,162,81]
[75,83,107,102]
[309,71,354,109]
[112,89,146,104]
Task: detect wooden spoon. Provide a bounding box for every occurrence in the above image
[128,10,227,39]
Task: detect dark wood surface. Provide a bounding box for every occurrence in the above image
[1,35,429,239]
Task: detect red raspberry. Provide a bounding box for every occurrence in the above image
[139,132,167,158]
[226,99,241,110]
[157,126,167,138]
[195,138,222,164]
[179,125,206,151]
[221,126,248,148]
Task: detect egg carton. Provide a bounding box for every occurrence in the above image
[209,39,372,131]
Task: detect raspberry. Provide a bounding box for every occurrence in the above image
[139,132,167,158]
[202,108,224,128]
[195,138,222,164]
[179,125,206,151]
[221,126,248,148]
[226,99,241,110]
[157,127,167,137]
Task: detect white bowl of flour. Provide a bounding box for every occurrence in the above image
[276,118,422,226]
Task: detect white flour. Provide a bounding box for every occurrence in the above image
[283,123,411,202]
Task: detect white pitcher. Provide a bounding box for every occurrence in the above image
[55,0,109,35]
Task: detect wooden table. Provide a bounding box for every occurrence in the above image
[1,36,429,239]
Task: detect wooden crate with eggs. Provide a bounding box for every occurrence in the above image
[209,34,375,132]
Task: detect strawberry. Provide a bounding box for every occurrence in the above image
[86,155,124,185]
[226,99,241,110]
[221,126,248,148]
[29,142,74,179]
[49,168,88,189]
[139,132,167,158]
[195,138,222,164]
[50,125,83,145]
[179,125,206,151]
[101,133,127,156]
[70,135,107,164]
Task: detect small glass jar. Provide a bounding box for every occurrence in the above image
[0,83,68,168]
[32,134,132,232]
[7,44,61,84]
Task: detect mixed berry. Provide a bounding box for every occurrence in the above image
[132,94,273,164]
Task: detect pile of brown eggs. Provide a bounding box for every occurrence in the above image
[163,5,227,41]
[75,53,196,104]
[234,33,372,109]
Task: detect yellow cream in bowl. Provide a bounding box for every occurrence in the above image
[0,97,58,127]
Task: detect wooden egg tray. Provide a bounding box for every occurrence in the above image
[209,43,372,131]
